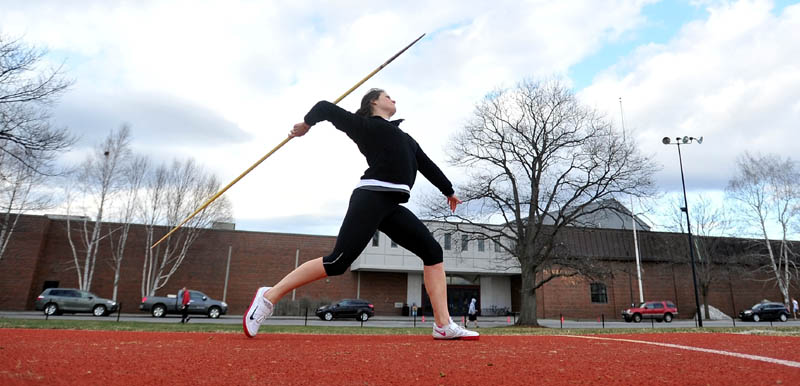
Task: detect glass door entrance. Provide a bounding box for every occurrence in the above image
[421,285,479,317]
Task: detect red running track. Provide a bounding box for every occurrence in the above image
[1,329,799,385]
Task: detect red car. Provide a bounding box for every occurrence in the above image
[622,301,678,323]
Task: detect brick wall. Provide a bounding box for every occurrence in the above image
[0,215,51,310]
[0,215,794,320]
[20,217,354,314]
[358,271,407,315]
[529,261,783,320]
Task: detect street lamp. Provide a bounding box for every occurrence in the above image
[662,135,704,328]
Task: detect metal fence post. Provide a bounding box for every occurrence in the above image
[304,307,308,326]
[116,302,122,322]
[602,314,605,329]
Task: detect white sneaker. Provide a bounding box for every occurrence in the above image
[432,318,479,340]
[243,287,273,338]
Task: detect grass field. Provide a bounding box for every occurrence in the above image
[4,317,800,336]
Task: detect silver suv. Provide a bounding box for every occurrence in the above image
[34,288,118,317]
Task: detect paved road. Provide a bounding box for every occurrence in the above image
[3,311,799,329]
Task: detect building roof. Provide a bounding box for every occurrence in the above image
[541,198,652,231]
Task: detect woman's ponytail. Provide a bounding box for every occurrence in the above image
[355,88,385,117]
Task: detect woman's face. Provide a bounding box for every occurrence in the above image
[372,91,396,117]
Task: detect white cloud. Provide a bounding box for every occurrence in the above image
[581,0,800,195]
[2,0,687,234]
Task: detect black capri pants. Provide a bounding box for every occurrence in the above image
[323,189,444,276]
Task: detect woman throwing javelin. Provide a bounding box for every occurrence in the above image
[243,88,478,340]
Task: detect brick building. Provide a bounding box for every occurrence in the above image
[0,214,790,319]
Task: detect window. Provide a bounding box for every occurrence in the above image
[590,283,608,304]
[42,281,59,292]
[372,231,380,247]
[444,233,451,250]
[494,238,501,252]
[390,239,398,248]
[645,302,663,309]
[461,235,468,251]
[446,275,479,285]
[478,238,485,252]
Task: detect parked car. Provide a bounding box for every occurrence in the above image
[316,299,374,321]
[739,302,790,322]
[140,289,227,318]
[622,300,678,323]
[34,288,118,317]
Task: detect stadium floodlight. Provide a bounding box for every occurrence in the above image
[662,135,704,327]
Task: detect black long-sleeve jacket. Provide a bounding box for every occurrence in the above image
[304,101,454,201]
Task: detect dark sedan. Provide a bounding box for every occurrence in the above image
[316,299,374,321]
[739,302,790,322]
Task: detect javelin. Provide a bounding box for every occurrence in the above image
[151,33,426,248]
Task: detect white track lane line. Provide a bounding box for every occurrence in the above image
[558,335,800,369]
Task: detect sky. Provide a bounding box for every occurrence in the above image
[1,0,798,237]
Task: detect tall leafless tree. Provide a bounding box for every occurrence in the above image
[65,126,131,291]
[423,79,658,326]
[665,194,732,319]
[0,149,52,260]
[106,153,148,301]
[1,34,73,261]
[1,34,73,171]
[727,152,799,306]
[140,158,232,297]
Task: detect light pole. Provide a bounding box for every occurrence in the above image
[662,135,704,328]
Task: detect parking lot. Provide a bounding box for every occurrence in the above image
[3,311,800,329]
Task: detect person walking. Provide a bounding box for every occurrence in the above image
[467,298,478,328]
[793,298,798,319]
[244,88,478,340]
[180,287,191,324]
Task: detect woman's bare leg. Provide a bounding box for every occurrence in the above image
[264,257,327,304]
[264,258,454,326]
[424,262,451,326]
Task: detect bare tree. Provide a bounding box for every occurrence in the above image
[1,34,73,172]
[65,126,131,291]
[0,149,53,260]
[727,152,799,306]
[664,194,732,319]
[140,158,232,297]
[423,79,658,326]
[106,153,148,301]
[1,34,73,261]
